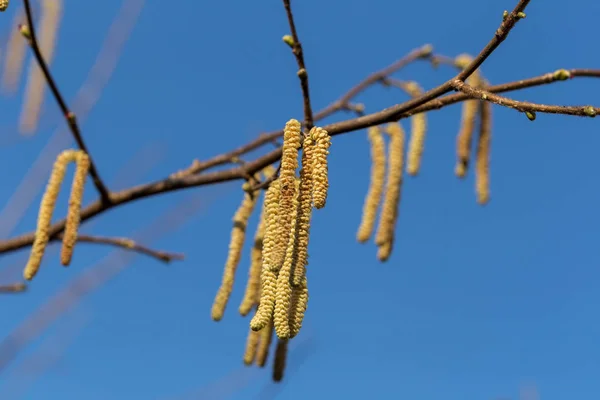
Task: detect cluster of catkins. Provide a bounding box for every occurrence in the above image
[24,149,90,281]
[211,118,331,382]
[356,55,492,260]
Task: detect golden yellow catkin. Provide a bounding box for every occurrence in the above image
[312,127,331,209]
[250,179,281,331]
[0,0,9,12]
[475,100,492,205]
[374,123,405,260]
[288,276,308,339]
[255,321,274,367]
[60,151,90,266]
[238,196,266,316]
[356,126,386,243]
[274,179,300,339]
[211,188,258,321]
[2,9,27,93]
[291,131,315,287]
[242,328,261,366]
[454,54,482,178]
[275,119,301,269]
[23,149,88,281]
[404,82,427,176]
[19,0,63,135]
[272,339,288,382]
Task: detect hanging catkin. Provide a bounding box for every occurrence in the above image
[211,187,258,321]
[60,151,90,266]
[312,127,331,209]
[239,195,266,316]
[405,82,427,176]
[255,321,274,367]
[454,54,482,178]
[288,276,308,339]
[23,149,89,281]
[0,0,9,11]
[251,179,281,331]
[475,99,492,205]
[2,8,27,93]
[272,339,288,382]
[357,126,386,243]
[242,328,261,365]
[274,179,300,339]
[374,123,405,261]
[291,129,315,287]
[19,0,63,135]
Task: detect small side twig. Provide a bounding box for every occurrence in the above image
[0,282,27,294]
[21,0,111,203]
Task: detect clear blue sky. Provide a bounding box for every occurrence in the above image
[0,0,599,399]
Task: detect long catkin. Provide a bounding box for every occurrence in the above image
[272,339,288,382]
[475,100,492,205]
[239,194,266,316]
[255,321,274,367]
[288,276,308,339]
[356,126,386,243]
[2,8,27,93]
[405,82,427,176]
[242,328,261,366]
[19,0,63,135]
[211,189,258,321]
[311,127,331,209]
[24,149,88,281]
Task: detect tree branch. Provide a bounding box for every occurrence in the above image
[21,0,111,203]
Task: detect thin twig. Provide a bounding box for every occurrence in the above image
[21,0,111,203]
[0,282,27,294]
[282,0,314,130]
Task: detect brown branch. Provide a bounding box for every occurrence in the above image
[21,0,111,203]
[451,78,598,117]
[282,0,314,131]
[61,234,185,263]
[0,282,27,294]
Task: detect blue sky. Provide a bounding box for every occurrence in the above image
[0,0,599,399]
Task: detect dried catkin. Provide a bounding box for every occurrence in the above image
[272,339,288,382]
[356,126,386,243]
[312,127,331,209]
[250,180,281,331]
[19,0,63,135]
[288,276,308,339]
[23,149,88,281]
[243,328,261,365]
[374,123,405,260]
[291,131,315,287]
[454,54,482,178]
[60,151,90,266]
[475,100,492,205]
[211,188,258,321]
[273,180,300,339]
[239,195,266,316]
[275,119,301,269]
[404,82,427,176]
[255,321,274,367]
[2,9,27,93]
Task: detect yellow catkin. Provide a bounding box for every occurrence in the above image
[0,0,8,12]
[272,339,288,382]
[19,0,63,135]
[312,127,331,209]
[274,180,300,339]
[356,126,386,243]
[23,149,88,281]
[454,54,482,178]
[211,189,258,321]
[250,180,281,331]
[2,8,27,93]
[60,151,90,266]
[475,100,492,205]
[288,276,309,339]
[242,328,261,366]
[374,123,405,260]
[255,320,274,367]
[291,130,315,287]
[274,119,301,269]
[404,82,427,176]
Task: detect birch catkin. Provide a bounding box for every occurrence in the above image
[239,195,266,316]
[312,127,331,209]
[357,126,386,243]
[475,100,492,205]
[405,82,427,176]
[24,149,89,281]
[211,188,258,321]
[60,151,90,266]
[19,0,63,135]
[255,321,274,367]
[0,0,8,11]
[288,276,308,339]
[243,328,261,365]
[251,180,281,331]
[374,123,405,261]
[2,9,27,93]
